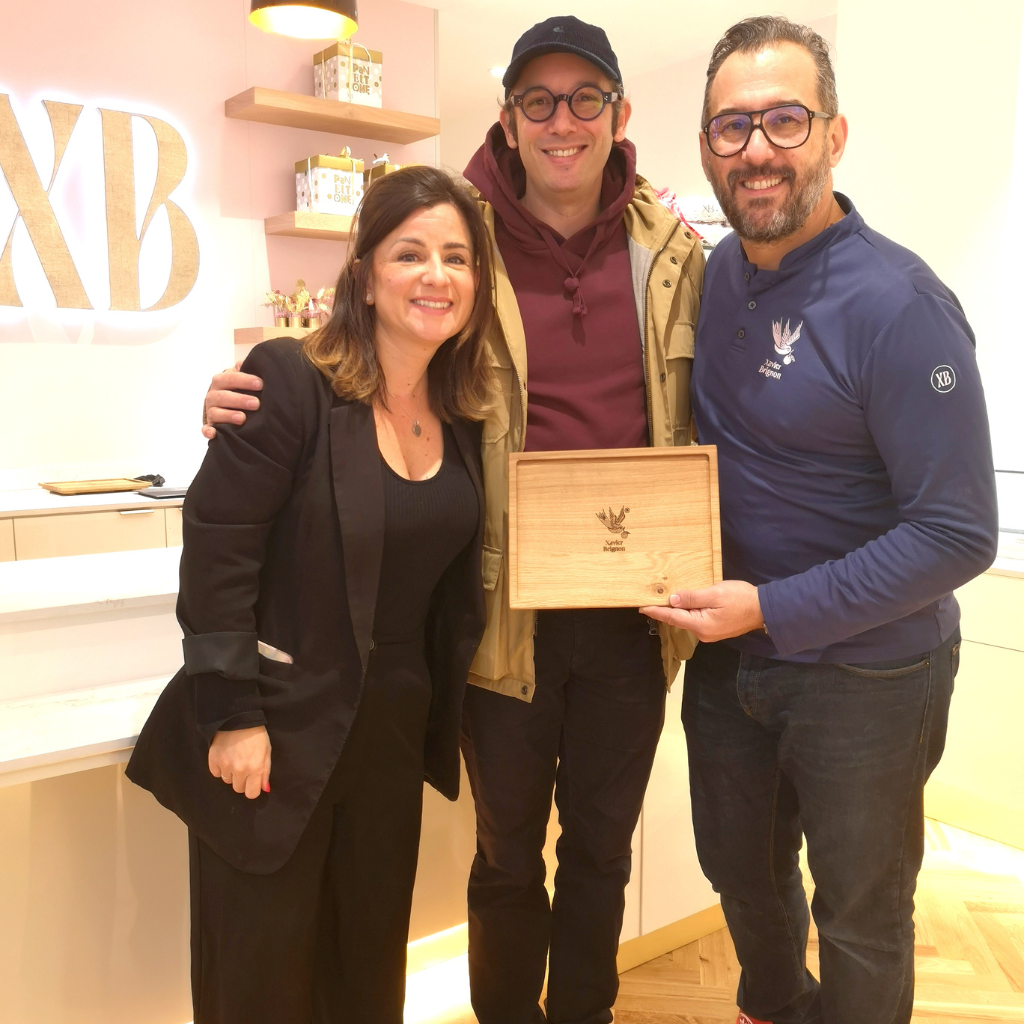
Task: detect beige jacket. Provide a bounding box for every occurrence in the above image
[469,175,705,701]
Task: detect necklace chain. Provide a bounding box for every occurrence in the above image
[386,387,424,437]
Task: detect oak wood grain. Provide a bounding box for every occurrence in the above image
[224,87,440,144]
[233,327,313,346]
[264,211,353,241]
[508,447,722,609]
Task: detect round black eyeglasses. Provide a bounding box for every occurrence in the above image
[511,85,621,123]
[702,103,832,157]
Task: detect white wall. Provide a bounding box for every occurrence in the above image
[430,0,1022,492]
[833,0,1024,480]
[0,0,437,491]
[433,0,836,177]
[627,13,837,198]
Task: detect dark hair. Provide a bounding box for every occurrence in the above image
[702,16,838,126]
[305,165,495,422]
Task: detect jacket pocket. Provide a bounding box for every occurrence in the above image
[257,652,294,682]
[482,366,512,444]
[481,545,502,591]
[665,323,694,444]
[667,321,695,360]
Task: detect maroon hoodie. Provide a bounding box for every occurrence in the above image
[464,123,647,453]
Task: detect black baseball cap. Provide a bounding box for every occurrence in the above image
[502,16,623,96]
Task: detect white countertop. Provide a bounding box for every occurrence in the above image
[993,531,1024,578]
[0,545,181,623]
[0,528,1016,788]
[0,676,167,787]
[996,471,1024,533]
[991,559,1024,580]
[0,487,184,518]
[0,546,181,784]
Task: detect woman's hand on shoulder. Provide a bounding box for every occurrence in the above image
[208,726,271,799]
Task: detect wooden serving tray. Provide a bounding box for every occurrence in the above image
[508,446,721,609]
[39,479,149,496]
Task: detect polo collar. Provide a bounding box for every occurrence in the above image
[741,192,862,290]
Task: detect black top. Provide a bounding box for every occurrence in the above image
[125,339,486,874]
[374,423,479,643]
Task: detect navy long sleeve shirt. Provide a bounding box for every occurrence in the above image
[692,194,998,662]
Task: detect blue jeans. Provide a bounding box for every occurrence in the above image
[682,630,960,1024]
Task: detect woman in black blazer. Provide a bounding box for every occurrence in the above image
[127,166,495,1024]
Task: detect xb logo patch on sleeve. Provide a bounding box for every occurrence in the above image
[931,365,956,393]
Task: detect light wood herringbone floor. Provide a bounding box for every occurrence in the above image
[613,820,1024,1023]
[410,821,1024,1024]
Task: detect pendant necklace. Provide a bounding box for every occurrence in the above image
[387,387,423,437]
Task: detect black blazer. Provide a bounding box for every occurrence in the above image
[127,339,486,874]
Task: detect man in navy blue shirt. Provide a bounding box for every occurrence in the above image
[644,16,998,1024]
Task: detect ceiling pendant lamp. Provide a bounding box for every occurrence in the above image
[249,0,358,40]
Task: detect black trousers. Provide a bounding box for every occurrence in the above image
[461,608,667,1024]
[188,639,432,1024]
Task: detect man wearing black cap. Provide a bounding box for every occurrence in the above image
[456,17,701,1024]
[202,16,701,1024]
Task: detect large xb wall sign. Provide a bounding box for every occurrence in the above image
[0,91,200,343]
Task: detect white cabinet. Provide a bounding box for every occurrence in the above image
[639,682,718,935]
[925,567,1024,849]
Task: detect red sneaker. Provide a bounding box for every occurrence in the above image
[737,1014,773,1024]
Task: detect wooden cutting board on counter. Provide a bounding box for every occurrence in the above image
[508,446,722,609]
[39,479,150,496]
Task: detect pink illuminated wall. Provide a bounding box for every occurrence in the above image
[0,0,437,489]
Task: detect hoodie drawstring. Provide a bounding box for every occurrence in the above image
[539,224,604,318]
[464,123,638,321]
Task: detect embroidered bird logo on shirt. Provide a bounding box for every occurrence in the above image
[596,506,630,538]
[772,318,803,364]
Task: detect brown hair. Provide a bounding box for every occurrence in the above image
[702,16,838,126]
[304,164,495,422]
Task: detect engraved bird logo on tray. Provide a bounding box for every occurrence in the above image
[596,506,630,538]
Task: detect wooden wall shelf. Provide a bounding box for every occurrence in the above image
[265,211,352,240]
[235,326,315,365]
[234,327,313,346]
[225,87,440,145]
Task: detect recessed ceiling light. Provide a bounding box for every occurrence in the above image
[489,66,507,79]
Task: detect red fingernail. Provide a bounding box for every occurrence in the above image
[262,782,270,793]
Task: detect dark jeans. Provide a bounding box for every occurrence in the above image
[188,639,431,1024]
[461,608,667,1024]
[683,631,960,1024]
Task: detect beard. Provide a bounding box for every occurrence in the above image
[708,142,831,243]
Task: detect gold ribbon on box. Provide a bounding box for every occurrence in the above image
[293,149,365,175]
[312,42,382,101]
[365,153,402,186]
[296,148,364,213]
